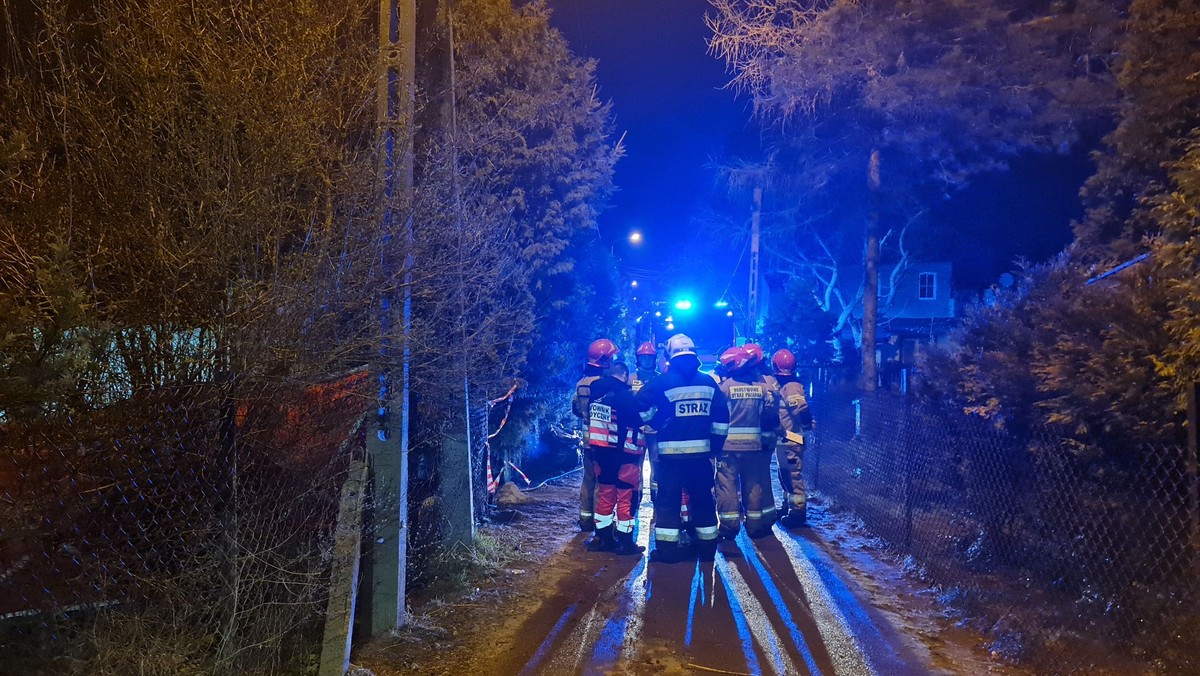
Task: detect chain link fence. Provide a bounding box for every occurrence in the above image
[0,373,370,674]
[808,388,1200,674]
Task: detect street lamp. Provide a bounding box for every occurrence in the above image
[629,230,643,245]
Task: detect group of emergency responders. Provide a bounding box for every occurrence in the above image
[571,333,815,563]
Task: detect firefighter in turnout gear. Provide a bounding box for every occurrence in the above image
[636,334,728,563]
[630,342,658,515]
[715,345,781,539]
[585,362,652,555]
[631,342,658,393]
[771,349,815,527]
[573,338,618,531]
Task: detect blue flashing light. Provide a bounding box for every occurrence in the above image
[674,299,693,311]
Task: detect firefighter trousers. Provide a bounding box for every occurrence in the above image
[715,450,776,538]
[579,444,596,525]
[775,441,806,513]
[653,456,718,547]
[592,447,643,533]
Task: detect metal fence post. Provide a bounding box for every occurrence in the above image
[1188,382,1199,578]
[903,392,914,550]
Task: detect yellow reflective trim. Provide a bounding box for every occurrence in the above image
[665,386,715,402]
[658,440,710,454]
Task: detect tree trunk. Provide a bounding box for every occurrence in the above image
[861,148,881,392]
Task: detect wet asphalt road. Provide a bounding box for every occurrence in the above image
[506,493,927,676]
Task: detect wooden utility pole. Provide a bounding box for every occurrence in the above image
[363,0,415,638]
[748,186,762,339]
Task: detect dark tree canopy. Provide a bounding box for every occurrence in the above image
[708,0,1123,386]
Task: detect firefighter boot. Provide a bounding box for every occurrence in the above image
[649,541,687,564]
[696,539,718,562]
[579,517,595,532]
[586,525,617,552]
[614,531,645,557]
[780,504,807,529]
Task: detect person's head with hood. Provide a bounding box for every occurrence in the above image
[665,334,700,374]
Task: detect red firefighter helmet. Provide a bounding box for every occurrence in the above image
[636,341,656,357]
[743,343,765,365]
[586,338,618,368]
[772,349,797,376]
[719,346,750,372]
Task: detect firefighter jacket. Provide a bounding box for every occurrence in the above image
[775,375,814,446]
[718,371,780,452]
[630,367,657,395]
[571,366,605,419]
[636,357,729,458]
[587,376,652,455]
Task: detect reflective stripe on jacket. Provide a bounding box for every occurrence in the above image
[718,373,779,451]
[636,365,728,457]
[777,377,813,445]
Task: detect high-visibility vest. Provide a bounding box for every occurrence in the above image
[588,400,619,447]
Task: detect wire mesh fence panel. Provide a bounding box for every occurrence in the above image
[808,389,1200,674]
[0,374,370,674]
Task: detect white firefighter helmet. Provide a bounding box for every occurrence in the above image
[665,333,696,358]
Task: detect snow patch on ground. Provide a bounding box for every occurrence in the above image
[804,492,1029,675]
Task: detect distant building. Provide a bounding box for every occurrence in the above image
[854,261,959,389]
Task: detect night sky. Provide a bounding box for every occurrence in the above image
[547,0,761,266]
[546,0,1091,296]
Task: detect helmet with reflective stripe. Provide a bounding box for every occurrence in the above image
[587,338,618,367]
[772,349,796,376]
[742,343,764,365]
[636,341,656,357]
[719,346,750,371]
[665,333,696,358]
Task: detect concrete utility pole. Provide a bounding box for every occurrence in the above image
[363,0,416,638]
[862,149,882,392]
[440,0,476,551]
[748,186,762,339]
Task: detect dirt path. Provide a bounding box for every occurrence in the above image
[357,476,1012,676]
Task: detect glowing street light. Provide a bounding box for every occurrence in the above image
[654,311,662,318]
[714,299,729,308]
[666,322,675,331]
[628,231,643,245]
[726,310,734,317]
[631,280,638,288]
